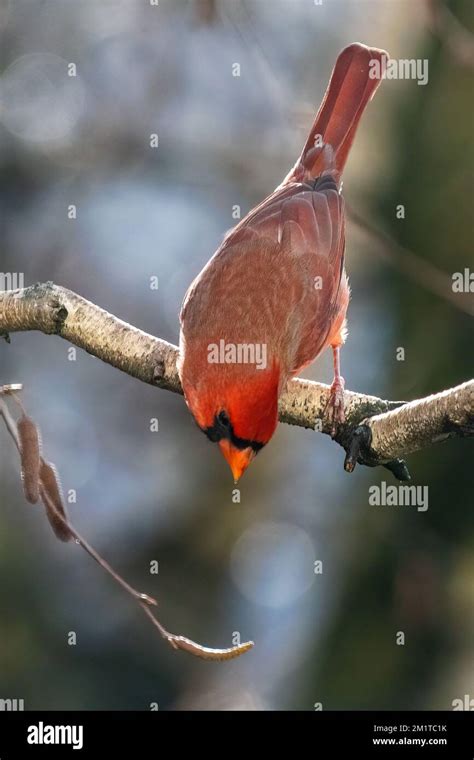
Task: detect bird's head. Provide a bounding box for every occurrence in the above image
[180,359,280,482]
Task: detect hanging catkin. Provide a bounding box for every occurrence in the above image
[17,415,41,504]
[40,459,73,542]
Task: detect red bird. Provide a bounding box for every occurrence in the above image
[179,43,387,482]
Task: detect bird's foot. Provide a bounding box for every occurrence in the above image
[325,375,345,437]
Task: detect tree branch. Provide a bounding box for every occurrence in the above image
[343,381,473,479]
[1,282,472,478]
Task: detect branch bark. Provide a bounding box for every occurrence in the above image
[1,282,472,479]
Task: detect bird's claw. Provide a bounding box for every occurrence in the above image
[324,376,345,437]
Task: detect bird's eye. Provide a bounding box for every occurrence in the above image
[217,410,230,428]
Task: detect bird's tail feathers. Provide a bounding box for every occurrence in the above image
[291,43,388,183]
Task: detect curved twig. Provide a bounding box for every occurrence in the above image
[0,392,253,661]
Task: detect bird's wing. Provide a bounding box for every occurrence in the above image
[180,178,348,376]
[279,178,348,372]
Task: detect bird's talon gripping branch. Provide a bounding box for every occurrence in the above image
[344,424,371,473]
[344,423,411,481]
[383,458,411,482]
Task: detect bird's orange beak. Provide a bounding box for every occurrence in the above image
[219,440,254,483]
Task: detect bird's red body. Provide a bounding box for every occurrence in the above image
[179,43,387,480]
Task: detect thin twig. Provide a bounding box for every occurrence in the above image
[347,205,474,317]
[0,398,20,446]
[0,396,253,661]
[0,384,23,394]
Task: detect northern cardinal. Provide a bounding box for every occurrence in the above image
[179,43,387,481]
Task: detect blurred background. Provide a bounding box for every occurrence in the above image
[0,0,472,710]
